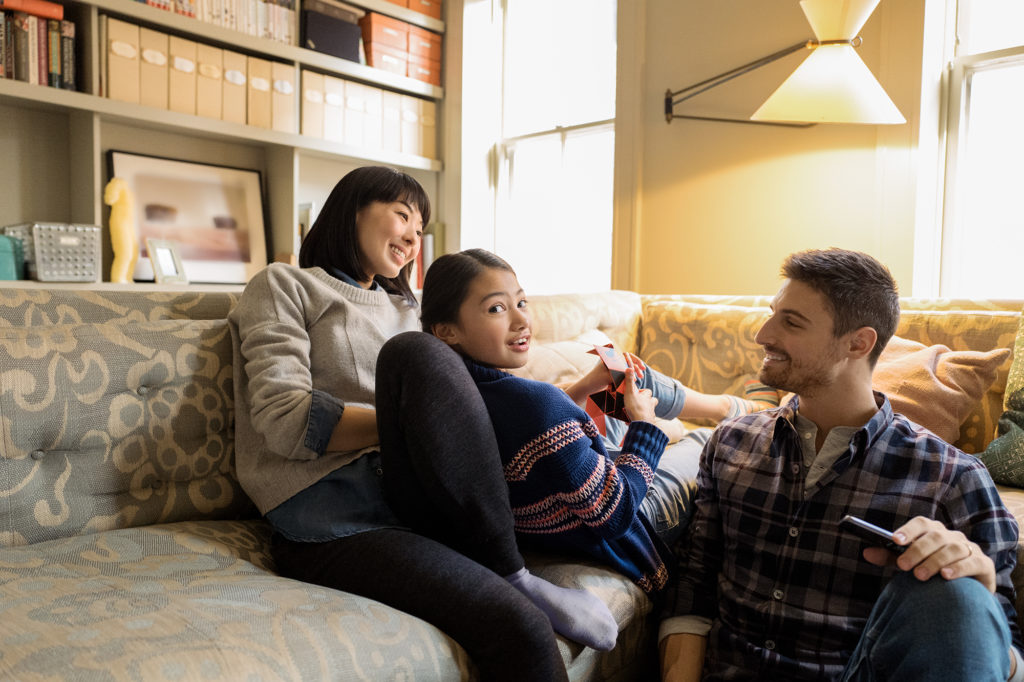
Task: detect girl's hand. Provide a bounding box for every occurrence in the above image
[622,368,659,423]
[623,352,647,382]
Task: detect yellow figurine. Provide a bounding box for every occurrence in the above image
[104,177,138,283]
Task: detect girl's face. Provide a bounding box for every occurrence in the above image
[434,267,531,369]
[355,200,423,286]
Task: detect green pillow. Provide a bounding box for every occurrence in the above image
[980,386,1024,487]
[980,307,1024,486]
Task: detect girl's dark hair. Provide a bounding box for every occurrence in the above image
[782,248,900,367]
[299,166,431,304]
[420,249,515,332]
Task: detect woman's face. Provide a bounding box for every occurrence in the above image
[355,200,423,286]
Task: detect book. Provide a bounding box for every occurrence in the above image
[59,18,72,89]
[4,13,16,79]
[0,11,5,79]
[46,17,58,86]
[36,10,46,85]
[20,12,36,84]
[0,0,62,21]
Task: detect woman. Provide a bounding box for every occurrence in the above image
[228,166,615,682]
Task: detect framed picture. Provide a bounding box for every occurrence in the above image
[146,239,188,284]
[107,151,268,284]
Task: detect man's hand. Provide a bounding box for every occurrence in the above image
[862,516,996,593]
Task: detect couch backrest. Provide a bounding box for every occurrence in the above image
[0,289,253,548]
[639,295,1023,454]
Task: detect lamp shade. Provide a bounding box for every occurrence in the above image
[750,0,905,124]
[751,44,905,123]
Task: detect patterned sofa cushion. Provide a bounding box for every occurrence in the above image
[0,319,253,547]
[0,519,476,681]
[0,288,239,325]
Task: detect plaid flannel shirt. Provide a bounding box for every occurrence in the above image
[664,393,1021,680]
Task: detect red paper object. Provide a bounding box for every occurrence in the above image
[585,344,633,429]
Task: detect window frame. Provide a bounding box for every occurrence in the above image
[939,17,1024,296]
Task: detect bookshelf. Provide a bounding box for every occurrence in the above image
[0,0,445,287]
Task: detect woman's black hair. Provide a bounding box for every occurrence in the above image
[299,166,431,304]
[420,249,516,332]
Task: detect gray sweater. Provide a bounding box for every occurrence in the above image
[228,264,420,514]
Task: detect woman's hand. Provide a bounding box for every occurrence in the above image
[326,405,380,453]
[622,368,659,423]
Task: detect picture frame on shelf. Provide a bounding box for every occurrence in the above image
[145,238,188,284]
[107,151,268,284]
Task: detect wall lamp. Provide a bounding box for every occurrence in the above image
[664,0,905,127]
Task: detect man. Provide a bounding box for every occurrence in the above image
[659,248,1021,681]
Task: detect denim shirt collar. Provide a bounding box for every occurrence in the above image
[324,266,384,292]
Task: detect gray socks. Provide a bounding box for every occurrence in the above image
[505,567,618,651]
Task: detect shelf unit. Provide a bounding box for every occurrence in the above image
[0,0,444,285]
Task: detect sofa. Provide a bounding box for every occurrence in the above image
[0,286,1021,681]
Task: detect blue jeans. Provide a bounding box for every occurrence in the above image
[842,571,1012,681]
[602,365,706,549]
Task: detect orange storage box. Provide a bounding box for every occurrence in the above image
[359,12,409,51]
[408,0,442,19]
[366,42,409,77]
[407,52,440,86]
[407,26,442,61]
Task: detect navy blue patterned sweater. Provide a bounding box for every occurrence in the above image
[466,359,671,593]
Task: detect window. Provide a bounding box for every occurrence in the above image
[494,0,617,294]
[940,1,1024,297]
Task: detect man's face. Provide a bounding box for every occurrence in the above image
[754,279,845,398]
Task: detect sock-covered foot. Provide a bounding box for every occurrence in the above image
[723,380,782,419]
[505,567,618,651]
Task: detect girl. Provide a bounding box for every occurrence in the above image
[417,249,778,594]
[230,167,616,682]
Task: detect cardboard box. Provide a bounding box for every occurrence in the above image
[344,80,368,147]
[271,61,296,133]
[407,52,440,86]
[196,43,223,119]
[420,97,436,158]
[365,42,407,78]
[363,85,383,149]
[323,74,345,142]
[407,26,441,61]
[399,94,420,156]
[301,70,324,138]
[247,56,272,129]
[381,89,401,153]
[408,0,441,20]
[222,50,247,124]
[359,12,408,51]
[106,17,139,104]
[168,35,197,115]
[138,27,168,109]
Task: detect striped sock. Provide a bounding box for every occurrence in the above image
[724,380,781,419]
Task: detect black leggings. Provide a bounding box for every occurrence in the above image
[271,332,566,681]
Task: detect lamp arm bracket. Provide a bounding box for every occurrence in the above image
[663,36,863,124]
